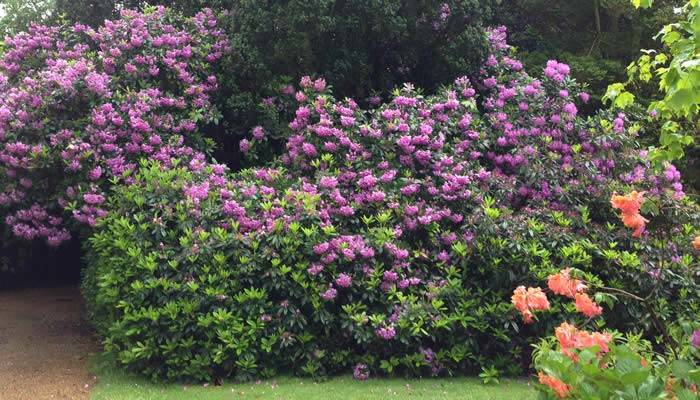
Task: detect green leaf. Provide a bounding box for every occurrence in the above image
[619,370,650,385]
[667,88,697,110]
[686,369,700,384]
[671,360,694,379]
[631,0,654,8]
[614,92,636,109]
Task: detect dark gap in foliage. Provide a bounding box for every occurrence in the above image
[0,236,83,289]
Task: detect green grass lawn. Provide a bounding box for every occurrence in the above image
[90,356,537,400]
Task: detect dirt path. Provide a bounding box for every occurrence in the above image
[0,287,97,400]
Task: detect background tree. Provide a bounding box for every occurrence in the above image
[0,0,54,37]
[604,0,699,190]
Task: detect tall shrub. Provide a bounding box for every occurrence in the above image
[2,0,499,167]
[0,6,229,245]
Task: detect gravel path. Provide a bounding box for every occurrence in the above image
[0,287,97,400]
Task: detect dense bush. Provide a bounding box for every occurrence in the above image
[7,0,498,167]
[0,6,229,245]
[535,337,700,399]
[217,0,495,121]
[531,299,700,399]
[83,27,698,381]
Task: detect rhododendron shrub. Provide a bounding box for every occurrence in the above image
[0,6,229,246]
[161,0,497,167]
[534,320,700,399]
[82,161,319,381]
[83,28,698,381]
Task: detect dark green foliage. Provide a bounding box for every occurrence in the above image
[210,0,497,165]
[53,0,120,27]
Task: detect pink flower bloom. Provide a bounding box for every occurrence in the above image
[320,287,337,301]
[376,326,396,340]
[335,273,352,288]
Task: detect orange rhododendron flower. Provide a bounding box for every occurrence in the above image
[555,322,579,358]
[538,372,570,399]
[610,191,644,214]
[555,322,612,360]
[610,191,648,238]
[547,268,586,298]
[574,292,603,318]
[620,212,649,238]
[693,236,700,251]
[580,331,612,354]
[512,286,550,324]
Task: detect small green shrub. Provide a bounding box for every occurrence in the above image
[512,236,700,399]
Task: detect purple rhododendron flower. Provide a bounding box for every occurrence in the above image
[691,330,700,348]
[0,7,230,245]
[353,363,370,381]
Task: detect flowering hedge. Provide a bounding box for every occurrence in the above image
[82,27,699,382]
[0,6,229,246]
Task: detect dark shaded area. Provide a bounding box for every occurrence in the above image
[0,237,83,289]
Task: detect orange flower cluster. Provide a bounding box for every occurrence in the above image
[547,268,603,318]
[511,286,550,323]
[574,293,603,318]
[693,236,700,250]
[548,268,586,298]
[610,191,648,238]
[538,372,570,398]
[555,322,612,360]
[513,269,604,323]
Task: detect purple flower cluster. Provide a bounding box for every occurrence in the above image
[376,325,397,340]
[420,347,442,376]
[692,329,700,348]
[0,7,229,244]
[353,363,370,381]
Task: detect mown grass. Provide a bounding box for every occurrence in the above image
[90,355,537,400]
